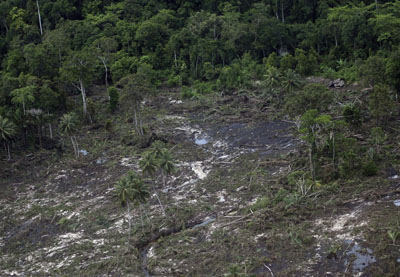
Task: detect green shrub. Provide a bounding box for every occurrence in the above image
[108,86,119,112]
[105,119,113,132]
[338,139,362,177]
[343,104,361,127]
[369,84,396,125]
[264,52,279,69]
[249,196,270,212]
[166,74,182,87]
[362,160,378,176]
[110,55,139,83]
[181,86,200,100]
[295,48,318,76]
[320,65,337,80]
[285,84,333,116]
[280,54,296,71]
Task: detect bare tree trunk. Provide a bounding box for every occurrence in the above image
[174,50,178,68]
[127,200,131,234]
[7,142,11,160]
[309,147,315,181]
[152,184,166,216]
[280,0,285,23]
[4,141,11,160]
[143,204,153,229]
[99,58,108,87]
[140,118,143,136]
[133,107,139,135]
[73,136,79,157]
[37,124,42,149]
[138,102,144,136]
[79,79,92,124]
[70,136,77,158]
[58,47,62,65]
[48,123,53,139]
[139,204,144,233]
[195,55,199,77]
[79,79,87,116]
[70,136,79,159]
[37,0,43,35]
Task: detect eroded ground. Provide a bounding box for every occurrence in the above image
[1,92,399,276]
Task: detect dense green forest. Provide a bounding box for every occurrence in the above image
[1,0,400,158]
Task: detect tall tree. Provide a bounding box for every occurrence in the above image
[60,49,96,122]
[94,37,118,87]
[11,85,36,115]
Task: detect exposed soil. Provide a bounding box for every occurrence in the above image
[0,90,399,276]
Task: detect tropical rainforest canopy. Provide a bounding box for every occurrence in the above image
[1,0,400,155]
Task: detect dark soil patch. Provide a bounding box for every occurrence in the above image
[4,218,61,254]
[210,120,297,149]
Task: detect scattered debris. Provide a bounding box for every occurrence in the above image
[328,78,345,88]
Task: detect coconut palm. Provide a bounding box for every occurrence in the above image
[0,115,16,160]
[59,112,79,158]
[264,67,281,88]
[139,150,166,215]
[159,148,175,187]
[282,69,303,93]
[115,174,134,233]
[128,172,150,230]
[139,151,158,176]
[116,171,150,233]
[151,140,165,158]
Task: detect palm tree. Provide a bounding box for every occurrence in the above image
[115,171,150,233]
[282,69,303,93]
[151,140,165,158]
[264,67,281,88]
[159,148,175,187]
[59,112,79,159]
[139,151,158,176]
[115,174,134,233]
[128,172,150,230]
[0,115,16,160]
[139,150,166,215]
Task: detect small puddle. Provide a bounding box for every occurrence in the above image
[344,241,376,272]
[96,157,107,164]
[141,247,150,277]
[79,149,89,156]
[195,137,209,145]
[193,217,216,229]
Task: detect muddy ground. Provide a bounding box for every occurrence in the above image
[1,90,400,276]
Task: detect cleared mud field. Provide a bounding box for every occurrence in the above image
[1,93,399,276]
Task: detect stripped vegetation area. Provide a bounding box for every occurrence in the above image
[1,82,400,276]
